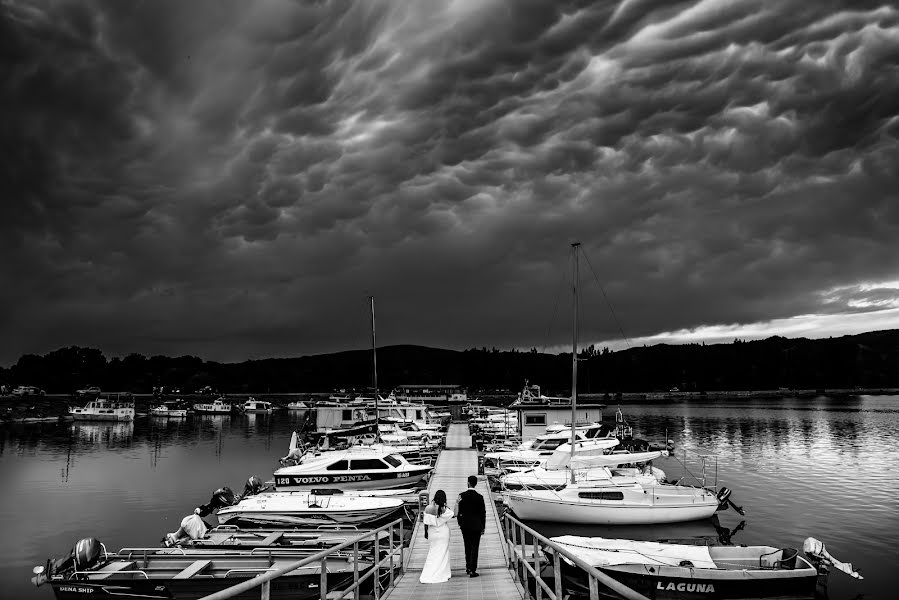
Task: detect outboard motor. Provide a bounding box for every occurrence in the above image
[32,538,103,587]
[74,538,102,571]
[716,487,745,515]
[803,537,864,580]
[195,486,237,517]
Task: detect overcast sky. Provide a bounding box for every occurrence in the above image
[2,0,899,365]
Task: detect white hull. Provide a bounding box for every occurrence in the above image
[216,494,404,526]
[273,469,430,491]
[150,410,188,417]
[507,493,719,524]
[69,409,135,422]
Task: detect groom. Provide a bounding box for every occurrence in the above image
[455,475,486,577]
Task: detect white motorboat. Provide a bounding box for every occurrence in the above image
[273,445,432,490]
[150,400,189,418]
[216,491,407,526]
[547,535,830,600]
[485,434,619,465]
[241,398,273,413]
[287,400,309,410]
[501,449,668,492]
[68,395,135,422]
[193,397,232,414]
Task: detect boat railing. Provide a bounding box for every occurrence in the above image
[503,512,650,600]
[196,516,405,600]
[666,447,720,489]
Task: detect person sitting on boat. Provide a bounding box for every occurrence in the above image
[280,444,306,466]
[163,514,208,547]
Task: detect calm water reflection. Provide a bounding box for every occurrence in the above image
[2,397,896,599]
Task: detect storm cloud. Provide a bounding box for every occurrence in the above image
[2,0,899,363]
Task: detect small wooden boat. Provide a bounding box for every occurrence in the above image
[32,538,371,600]
[549,535,825,600]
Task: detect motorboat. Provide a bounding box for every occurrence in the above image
[273,445,432,490]
[485,434,619,466]
[501,450,668,492]
[287,400,309,411]
[241,398,273,413]
[31,537,370,600]
[547,535,862,600]
[166,519,398,550]
[150,401,189,418]
[68,395,135,422]
[192,397,232,414]
[215,490,408,527]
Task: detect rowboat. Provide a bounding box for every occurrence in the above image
[32,537,371,600]
[547,535,862,600]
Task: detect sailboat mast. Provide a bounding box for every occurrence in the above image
[370,296,379,437]
[571,242,580,485]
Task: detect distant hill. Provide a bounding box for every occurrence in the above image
[2,330,899,395]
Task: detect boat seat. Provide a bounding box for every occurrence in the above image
[173,559,212,579]
[91,561,136,579]
[260,531,284,545]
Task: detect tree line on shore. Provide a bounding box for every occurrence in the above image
[2,329,898,395]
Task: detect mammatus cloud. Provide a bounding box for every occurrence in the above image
[1,0,898,364]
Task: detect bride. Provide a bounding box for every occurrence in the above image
[419,489,454,583]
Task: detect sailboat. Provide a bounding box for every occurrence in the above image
[506,244,731,524]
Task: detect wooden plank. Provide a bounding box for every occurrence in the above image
[381,423,525,600]
[173,559,211,579]
[260,531,284,546]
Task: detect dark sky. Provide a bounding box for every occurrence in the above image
[3,0,899,364]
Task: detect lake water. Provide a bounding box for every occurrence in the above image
[2,396,896,599]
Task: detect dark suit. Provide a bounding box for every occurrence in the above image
[456,488,486,573]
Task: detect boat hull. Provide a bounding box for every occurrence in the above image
[216,505,406,528]
[558,558,818,600]
[47,570,355,600]
[273,467,431,491]
[70,411,134,422]
[507,493,719,525]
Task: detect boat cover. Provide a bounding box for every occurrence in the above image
[546,445,655,470]
[551,535,717,568]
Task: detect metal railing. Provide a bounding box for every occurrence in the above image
[197,517,405,600]
[503,513,650,600]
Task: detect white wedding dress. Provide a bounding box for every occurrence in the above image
[419,508,454,583]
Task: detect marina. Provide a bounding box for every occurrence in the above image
[1,393,890,600]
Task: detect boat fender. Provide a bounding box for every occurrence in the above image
[73,538,102,571]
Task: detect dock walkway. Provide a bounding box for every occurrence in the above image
[383,423,524,600]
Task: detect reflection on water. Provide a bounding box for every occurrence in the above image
[1,395,896,600]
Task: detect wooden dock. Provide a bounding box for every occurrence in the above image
[383,423,525,600]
